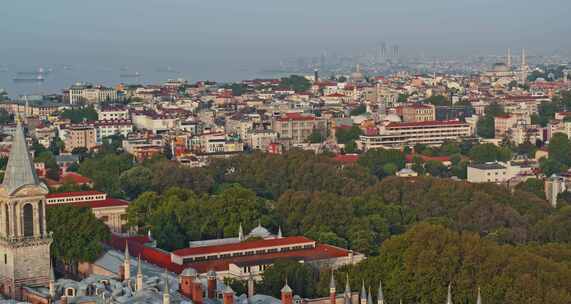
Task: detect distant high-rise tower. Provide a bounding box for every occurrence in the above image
[521,48,528,84]
[380,42,387,58]
[392,45,400,58]
[506,48,512,67]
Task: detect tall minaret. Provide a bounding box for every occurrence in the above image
[48,264,56,299]
[360,281,367,304]
[124,241,131,281]
[329,271,336,304]
[446,283,453,304]
[377,281,384,304]
[162,271,171,304]
[344,274,352,304]
[238,223,244,241]
[521,48,528,84]
[476,287,482,304]
[136,255,144,291]
[367,287,373,304]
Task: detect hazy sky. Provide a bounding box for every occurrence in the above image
[1,0,570,83]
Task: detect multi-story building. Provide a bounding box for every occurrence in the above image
[189,133,244,155]
[467,161,536,184]
[358,120,470,150]
[94,119,133,144]
[398,104,436,122]
[247,129,278,151]
[494,114,531,138]
[69,83,118,105]
[97,105,129,121]
[63,124,98,152]
[271,113,327,144]
[46,191,129,234]
[131,110,178,134]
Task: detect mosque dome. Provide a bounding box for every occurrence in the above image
[351,64,365,82]
[181,268,198,277]
[491,63,510,73]
[247,223,272,239]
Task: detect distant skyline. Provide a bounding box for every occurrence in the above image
[1,0,570,95]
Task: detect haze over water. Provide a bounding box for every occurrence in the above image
[2,0,570,96]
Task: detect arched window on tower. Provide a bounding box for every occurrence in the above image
[38,201,44,237]
[5,204,9,236]
[23,203,34,237]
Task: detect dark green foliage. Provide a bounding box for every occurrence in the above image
[343,223,571,304]
[259,260,317,298]
[469,143,512,163]
[357,148,405,178]
[336,126,362,146]
[515,178,546,199]
[0,109,13,124]
[78,152,134,198]
[424,95,449,106]
[349,104,366,116]
[279,75,311,93]
[476,115,495,138]
[47,205,110,270]
[60,106,98,123]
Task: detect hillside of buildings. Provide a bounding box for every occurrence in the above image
[2,66,571,303]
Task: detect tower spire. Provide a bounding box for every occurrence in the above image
[377,281,384,304]
[446,283,453,304]
[136,255,144,291]
[476,287,482,304]
[367,287,373,304]
[1,119,43,195]
[163,270,170,304]
[360,281,367,304]
[124,241,131,281]
[238,223,244,241]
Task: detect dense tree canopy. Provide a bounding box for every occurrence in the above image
[279,75,311,93]
[47,205,110,271]
[59,106,98,123]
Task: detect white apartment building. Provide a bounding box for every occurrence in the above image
[97,106,129,121]
[131,110,178,133]
[69,83,118,105]
[94,120,133,144]
[358,120,471,151]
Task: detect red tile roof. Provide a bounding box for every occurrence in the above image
[48,198,129,209]
[107,235,353,274]
[277,113,316,122]
[405,154,451,163]
[386,120,467,128]
[46,190,105,199]
[172,236,314,257]
[333,154,359,164]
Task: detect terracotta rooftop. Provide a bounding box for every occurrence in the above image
[172,236,314,257]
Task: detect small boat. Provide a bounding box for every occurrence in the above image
[120,72,141,78]
[13,75,45,82]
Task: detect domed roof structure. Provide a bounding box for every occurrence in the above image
[491,62,510,73]
[351,64,365,82]
[247,223,272,239]
[384,114,402,123]
[180,268,198,277]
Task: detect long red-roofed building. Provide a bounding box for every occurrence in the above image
[46,191,129,234]
[107,225,364,281]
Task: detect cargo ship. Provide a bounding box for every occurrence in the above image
[13,75,45,82]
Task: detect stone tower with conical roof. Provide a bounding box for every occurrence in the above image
[0,119,52,299]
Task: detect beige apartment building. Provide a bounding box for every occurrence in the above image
[64,125,97,152]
